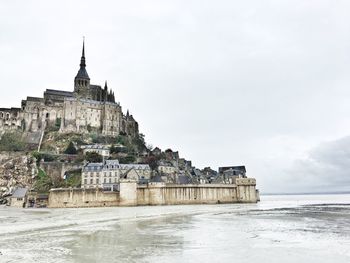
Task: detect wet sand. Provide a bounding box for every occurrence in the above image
[0,194,349,262]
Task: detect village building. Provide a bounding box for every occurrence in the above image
[81,160,151,190]
[80,144,110,157]
[9,187,28,208]
[218,166,247,184]
[158,161,176,175]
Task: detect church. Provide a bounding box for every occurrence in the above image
[0,41,139,138]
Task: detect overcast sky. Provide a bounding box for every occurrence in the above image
[1,0,350,193]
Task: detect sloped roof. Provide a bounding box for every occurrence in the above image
[12,187,28,198]
[150,175,164,183]
[178,175,190,184]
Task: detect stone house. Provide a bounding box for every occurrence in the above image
[80,144,110,157]
[158,161,176,175]
[10,187,28,208]
[151,147,162,156]
[81,160,151,189]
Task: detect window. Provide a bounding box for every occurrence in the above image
[84,179,87,184]
[104,178,106,183]
[90,179,93,184]
[96,179,99,184]
[109,178,111,183]
[109,172,112,177]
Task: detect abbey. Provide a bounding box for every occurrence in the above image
[0,42,139,137]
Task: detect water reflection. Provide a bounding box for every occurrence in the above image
[70,214,190,262]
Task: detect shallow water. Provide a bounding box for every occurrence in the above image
[0,194,350,262]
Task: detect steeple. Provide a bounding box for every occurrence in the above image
[76,39,89,80]
[74,38,90,95]
[80,39,86,68]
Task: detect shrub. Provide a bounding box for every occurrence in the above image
[64,141,77,154]
[119,155,136,164]
[64,169,81,188]
[85,152,103,163]
[0,132,25,151]
[33,168,53,193]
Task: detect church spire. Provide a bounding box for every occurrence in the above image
[80,38,86,68]
[74,38,90,95]
[75,38,90,80]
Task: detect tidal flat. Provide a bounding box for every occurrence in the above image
[0,194,349,263]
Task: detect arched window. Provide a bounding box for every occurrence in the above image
[46,113,49,119]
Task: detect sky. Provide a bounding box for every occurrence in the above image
[1,0,350,193]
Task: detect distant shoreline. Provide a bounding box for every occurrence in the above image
[262,191,350,196]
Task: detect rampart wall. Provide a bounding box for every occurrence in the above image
[48,178,258,208]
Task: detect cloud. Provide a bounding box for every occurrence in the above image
[281,136,350,193]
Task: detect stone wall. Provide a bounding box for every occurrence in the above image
[48,188,120,208]
[137,183,240,205]
[48,178,258,208]
[41,162,82,179]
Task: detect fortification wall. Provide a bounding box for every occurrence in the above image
[48,178,258,208]
[49,188,119,208]
[137,184,240,205]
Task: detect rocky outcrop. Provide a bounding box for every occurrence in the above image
[0,152,37,203]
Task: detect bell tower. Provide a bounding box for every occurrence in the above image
[74,39,90,97]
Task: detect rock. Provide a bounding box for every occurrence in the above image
[0,152,37,198]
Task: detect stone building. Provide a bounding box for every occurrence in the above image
[158,161,176,175]
[80,144,110,158]
[0,41,139,138]
[9,187,28,208]
[81,159,151,189]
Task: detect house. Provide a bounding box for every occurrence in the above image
[218,166,247,184]
[151,147,162,156]
[158,161,176,175]
[80,144,110,157]
[218,166,246,177]
[10,187,28,208]
[81,159,151,189]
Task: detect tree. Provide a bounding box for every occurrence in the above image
[85,152,103,163]
[33,169,53,193]
[64,141,77,154]
[145,155,158,170]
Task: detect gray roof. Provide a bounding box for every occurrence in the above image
[120,164,150,170]
[45,89,74,97]
[83,159,150,172]
[81,144,110,150]
[26,96,44,102]
[105,160,120,166]
[150,175,164,183]
[76,67,90,79]
[178,175,190,184]
[12,187,28,198]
